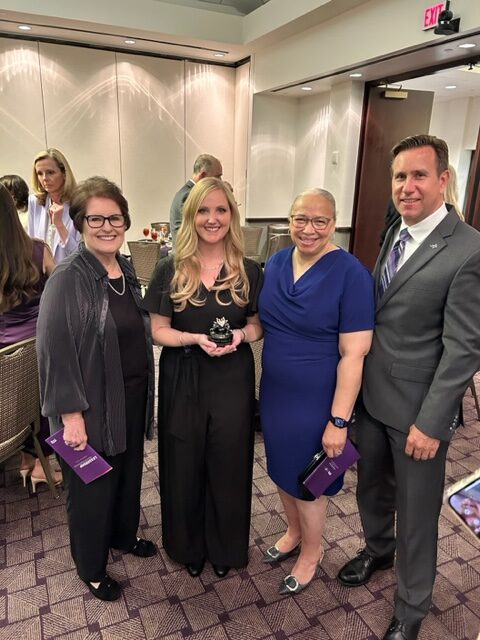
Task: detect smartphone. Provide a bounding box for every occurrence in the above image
[445,469,480,541]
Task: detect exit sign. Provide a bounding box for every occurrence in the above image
[423,3,445,29]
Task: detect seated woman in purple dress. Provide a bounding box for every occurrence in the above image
[0,182,60,490]
[259,188,375,595]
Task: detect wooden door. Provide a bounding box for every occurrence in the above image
[350,87,434,270]
[464,127,480,230]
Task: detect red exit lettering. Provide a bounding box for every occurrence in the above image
[424,3,446,30]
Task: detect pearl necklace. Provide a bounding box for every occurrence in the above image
[108,273,126,296]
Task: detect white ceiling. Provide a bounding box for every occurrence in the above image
[400,63,480,101]
[0,0,479,103]
[159,0,270,16]
[271,34,480,101]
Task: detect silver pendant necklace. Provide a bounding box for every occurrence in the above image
[108,273,126,296]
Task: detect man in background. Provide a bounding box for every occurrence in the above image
[169,154,223,247]
[337,135,480,640]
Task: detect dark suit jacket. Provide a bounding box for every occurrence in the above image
[169,180,194,246]
[363,211,480,441]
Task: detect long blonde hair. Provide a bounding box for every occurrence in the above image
[446,164,463,220]
[172,178,249,312]
[32,148,77,206]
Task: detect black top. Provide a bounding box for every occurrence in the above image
[37,243,155,456]
[108,277,149,387]
[142,256,263,335]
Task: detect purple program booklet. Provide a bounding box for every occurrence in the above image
[299,438,360,499]
[46,428,112,484]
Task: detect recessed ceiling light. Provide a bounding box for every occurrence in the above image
[124,39,136,45]
[349,72,363,78]
[18,24,32,31]
[214,53,225,58]
[458,43,476,49]
[445,85,457,89]
[301,86,313,91]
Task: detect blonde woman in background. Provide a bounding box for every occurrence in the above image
[143,177,263,579]
[445,164,463,219]
[28,148,80,262]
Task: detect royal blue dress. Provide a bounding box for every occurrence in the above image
[259,246,375,499]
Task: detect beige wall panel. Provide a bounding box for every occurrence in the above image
[39,42,121,187]
[248,93,297,220]
[233,62,251,219]
[293,92,330,196]
[0,38,46,180]
[185,62,235,187]
[116,54,185,241]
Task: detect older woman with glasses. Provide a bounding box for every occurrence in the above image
[37,176,156,602]
[258,188,375,595]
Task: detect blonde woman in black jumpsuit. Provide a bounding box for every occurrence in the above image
[143,178,263,578]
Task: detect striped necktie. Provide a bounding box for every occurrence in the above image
[378,228,411,299]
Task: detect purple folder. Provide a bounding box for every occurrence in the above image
[46,428,112,484]
[299,439,360,499]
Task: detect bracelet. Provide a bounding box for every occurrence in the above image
[239,328,247,342]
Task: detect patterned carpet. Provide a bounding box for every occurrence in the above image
[1,383,480,639]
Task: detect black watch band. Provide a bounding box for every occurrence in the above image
[330,415,350,429]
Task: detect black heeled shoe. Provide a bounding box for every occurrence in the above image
[212,564,230,578]
[186,558,205,577]
[262,543,300,564]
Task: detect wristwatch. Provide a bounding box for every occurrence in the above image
[330,415,350,429]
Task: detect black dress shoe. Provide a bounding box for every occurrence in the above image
[212,564,230,578]
[185,558,205,577]
[84,575,122,601]
[337,548,394,586]
[382,617,420,640]
[128,538,157,558]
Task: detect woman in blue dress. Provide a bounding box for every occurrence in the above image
[259,188,375,595]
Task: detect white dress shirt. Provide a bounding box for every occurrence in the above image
[388,203,449,272]
[27,194,81,263]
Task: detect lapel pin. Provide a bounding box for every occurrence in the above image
[429,244,438,249]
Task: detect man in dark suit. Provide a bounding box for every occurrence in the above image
[169,154,223,247]
[337,135,480,640]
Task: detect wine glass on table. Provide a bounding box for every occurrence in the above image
[142,227,150,240]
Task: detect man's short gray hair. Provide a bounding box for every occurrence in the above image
[193,154,220,175]
[290,188,336,218]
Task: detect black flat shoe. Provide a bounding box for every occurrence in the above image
[337,548,394,587]
[382,617,421,640]
[84,575,122,601]
[128,538,157,558]
[186,558,205,577]
[212,564,230,578]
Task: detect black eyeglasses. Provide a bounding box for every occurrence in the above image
[84,214,126,228]
[290,215,333,231]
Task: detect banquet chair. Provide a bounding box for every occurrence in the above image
[0,338,58,498]
[241,225,263,263]
[265,228,293,261]
[128,240,162,286]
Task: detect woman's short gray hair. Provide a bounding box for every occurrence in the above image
[290,188,336,218]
